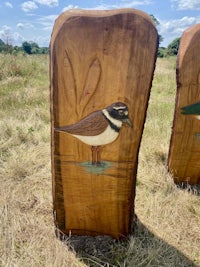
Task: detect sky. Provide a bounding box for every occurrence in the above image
[0,0,200,48]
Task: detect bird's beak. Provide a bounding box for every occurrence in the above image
[123,117,133,128]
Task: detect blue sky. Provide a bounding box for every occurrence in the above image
[0,0,200,47]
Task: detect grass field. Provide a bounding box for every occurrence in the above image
[0,54,200,267]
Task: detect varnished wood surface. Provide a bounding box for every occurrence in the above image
[50,9,158,237]
[168,24,200,184]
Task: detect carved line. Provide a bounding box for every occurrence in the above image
[79,57,102,117]
[64,49,78,116]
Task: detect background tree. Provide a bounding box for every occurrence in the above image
[150,14,166,58]
[150,14,164,45]
[1,27,13,53]
[22,41,48,54]
[166,37,181,56]
[0,39,5,52]
[157,47,167,58]
[22,41,32,54]
[29,42,39,54]
[0,40,48,55]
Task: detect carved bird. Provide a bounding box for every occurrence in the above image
[55,102,132,165]
[181,101,200,120]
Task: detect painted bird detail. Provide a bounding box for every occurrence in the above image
[181,101,200,120]
[55,102,133,165]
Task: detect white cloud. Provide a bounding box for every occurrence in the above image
[5,1,13,8]
[37,15,57,30]
[33,35,50,46]
[0,25,24,45]
[34,0,58,7]
[84,0,152,10]
[17,22,34,29]
[21,1,38,12]
[119,0,153,6]
[159,16,200,46]
[37,14,57,23]
[0,25,11,43]
[17,23,24,29]
[171,0,200,10]
[62,5,79,12]
[2,25,11,31]
[12,32,24,45]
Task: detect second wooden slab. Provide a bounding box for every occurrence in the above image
[168,24,200,184]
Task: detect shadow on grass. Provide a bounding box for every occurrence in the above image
[176,183,200,196]
[61,218,197,267]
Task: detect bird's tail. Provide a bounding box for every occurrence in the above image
[55,126,69,132]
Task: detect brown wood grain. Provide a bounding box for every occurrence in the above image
[50,9,158,237]
[168,24,200,185]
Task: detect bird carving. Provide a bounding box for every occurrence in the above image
[55,102,133,165]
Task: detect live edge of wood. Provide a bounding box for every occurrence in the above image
[50,9,158,238]
[168,24,200,185]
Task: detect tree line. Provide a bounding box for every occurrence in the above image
[0,39,49,55]
[0,37,180,57]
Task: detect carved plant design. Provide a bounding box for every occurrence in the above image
[79,58,101,117]
[64,49,101,119]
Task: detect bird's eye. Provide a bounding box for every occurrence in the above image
[118,110,124,116]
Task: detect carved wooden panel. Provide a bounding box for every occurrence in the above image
[50,9,158,237]
[168,24,200,184]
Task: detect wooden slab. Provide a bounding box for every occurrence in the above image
[168,24,200,185]
[50,9,158,238]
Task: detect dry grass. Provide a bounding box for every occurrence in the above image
[0,54,199,267]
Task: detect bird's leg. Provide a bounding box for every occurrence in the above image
[96,146,101,165]
[91,146,95,165]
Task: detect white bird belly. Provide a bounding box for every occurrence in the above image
[72,126,119,146]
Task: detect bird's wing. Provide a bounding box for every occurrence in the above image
[55,110,108,136]
[181,102,200,115]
